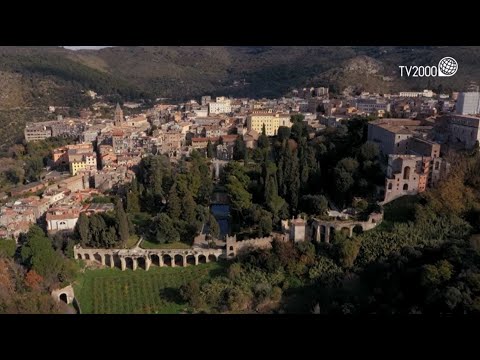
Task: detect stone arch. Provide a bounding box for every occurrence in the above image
[174,254,183,267]
[330,226,335,241]
[151,254,160,266]
[105,254,113,267]
[137,257,146,270]
[403,183,408,191]
[59,293,68,303]
[84,253,90,260]
[113,254,122,269]
[388,183,392,190]
[125,257,134,270]
[353,225,363,235]
[320,225,326,242]
[93,253,102,263]
[198,255,206,264]
[229,246,234,251]
[229,253,234,257]
[208,254,217,262]
[163,254,172,267]
[403,166,410,180]
[77,253,82,260]
[186,255,195,266]
[340,227,350,236]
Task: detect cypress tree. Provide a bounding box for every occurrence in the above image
[167,184,182,219]
[115,198,129,245]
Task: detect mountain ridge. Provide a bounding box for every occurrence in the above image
[0,46,479,150]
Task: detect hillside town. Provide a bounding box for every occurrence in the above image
[2,87,480,243]
[2,64,480,317]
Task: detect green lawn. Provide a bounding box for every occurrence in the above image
[74,262,225,314]
[141,240,191,249]
[125,235,140,249]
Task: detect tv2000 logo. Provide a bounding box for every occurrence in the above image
[399,57,458,77]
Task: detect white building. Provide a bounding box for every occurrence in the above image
[209,99,232,115]
[194,108,209,117]
[456,92,480,115]
[399,91,420,98]
[46,207,81,233]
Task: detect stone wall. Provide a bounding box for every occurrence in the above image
[51,285,75,305]
[225,235,273,258]
[312,211,383,243]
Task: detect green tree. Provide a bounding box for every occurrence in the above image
[115,198,129,245]
[301,194,328,216]
[126,179,141,213]
[167,184,181,219]
[288,149,300,213]
[359,141,380,161]
[20,226,64,282]
[104,226,118,248]
[25,157,44,182]
[207,140,215,159]
[291,121,308,143]
[259,213,273,237]
[152,214,180,244]
[75,212,90,246]
[88,214,107,248]
[209,214,220,239]
[233,135,246,161]
[291,114,305,123]
[0,239,16,258]
[226,175,252,213]
[181,191,197,223]
[334,157,359,205]
[180,280,204,309]
[258,124,270,149]
[336,236,361,268]
[277,126,291,142]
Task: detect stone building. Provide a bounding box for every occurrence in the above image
[384,155,427,203]
[367,118,433,155]
[114,103,124,127]
[383,154,449,203]
[281,216,307,242]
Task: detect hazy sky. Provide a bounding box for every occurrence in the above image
[63,46,112,50]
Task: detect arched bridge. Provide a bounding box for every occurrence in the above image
[74,246,224,271]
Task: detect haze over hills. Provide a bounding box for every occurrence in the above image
[0,46,479,149]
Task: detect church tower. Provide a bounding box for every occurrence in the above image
[114,103,124,126]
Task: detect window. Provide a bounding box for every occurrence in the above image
[388,183,392,190]
[403,166,411,180]
[403,184,408,191]
[435,162,439,170]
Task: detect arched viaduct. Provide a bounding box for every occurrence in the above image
[311,212,383,243]
[74,246,224,271]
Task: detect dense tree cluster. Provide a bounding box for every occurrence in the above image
[199,147,480,314]
[129,150,215,245]
[74,198,130,248]
[0,136,76,193]
[223,115,382,239]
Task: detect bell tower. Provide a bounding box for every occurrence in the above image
[114,103,124,126]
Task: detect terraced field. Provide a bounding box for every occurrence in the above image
[74,262,225,314]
